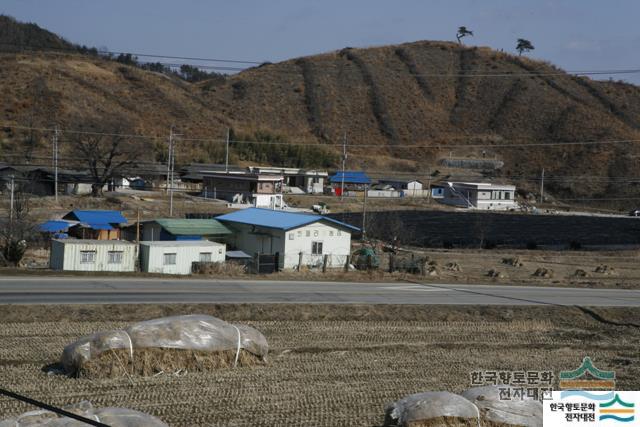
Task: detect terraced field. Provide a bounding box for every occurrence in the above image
[0,304,639,426]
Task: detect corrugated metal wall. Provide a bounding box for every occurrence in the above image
[140,243,226,275]
[51,241,136,272]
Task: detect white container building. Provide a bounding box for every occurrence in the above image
[50,239,137,272]
[139,240,226,275]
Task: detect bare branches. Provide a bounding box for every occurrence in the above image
[67,118,143,196]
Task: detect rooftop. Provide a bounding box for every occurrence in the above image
[329,171,371,185]
[63,210,128,227]
[53,239,136,246]
[216,208,359,232]
[154,218,232,236]
[139,240,225,247]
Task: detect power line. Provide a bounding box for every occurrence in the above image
[0,42,262,65]
[2,42,640,78]
[4,123,640,149]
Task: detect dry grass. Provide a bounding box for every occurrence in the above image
[75,348,264,378]
[3,38,640,207]
[0,304,639,426]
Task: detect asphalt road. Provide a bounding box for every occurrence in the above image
[0,276,639,306]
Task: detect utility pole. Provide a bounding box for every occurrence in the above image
[166,127,173,196]
[340,132,347,201]
[540,168,545,204]
[362,181,368,240]
[136,208,141,242]
[167,126,180,217]
[52,126,59,203]
[9,175,15,223]
[225,128,230,173]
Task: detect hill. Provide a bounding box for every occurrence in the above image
[1,17,640,207]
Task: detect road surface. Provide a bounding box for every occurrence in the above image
[0,276,639,306]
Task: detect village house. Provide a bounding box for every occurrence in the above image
[329,171,371,196]
[431,182,517,210]
[61,210,128,240]
[0,164,98,196]
[248,166,327,194]
[216,208,359,270]
[49,239,137,272]
[201,171,285,209]
[139,240,226,275]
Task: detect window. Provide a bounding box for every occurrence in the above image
[505,192,511,200]
[337,230,342,236]
[199,252,212,263]
[311,241,323,255]
[329,231,334,237]
[108,251,123,264]
[306,230,310,237]
[80,251,96,264]
[164,253,177,265]
[297,230,302,237]
[289,233,294,240]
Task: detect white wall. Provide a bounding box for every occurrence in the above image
[225,220,352,269]
[140,242,225,275]
[282,222,352,269]
[50,240,136,272]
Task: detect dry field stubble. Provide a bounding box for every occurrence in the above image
[0,304,639,426]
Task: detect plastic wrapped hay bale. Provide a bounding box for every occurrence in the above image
[461,385,542,427]
[0,401,167,427]
[384,391,480,427]
[61,315,268,377]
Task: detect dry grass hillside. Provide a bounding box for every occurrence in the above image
[2,17,640,204]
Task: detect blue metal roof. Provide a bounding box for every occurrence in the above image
[62,210,127,230]
[39,220,75,233]
[216,208,360,232]
[329,171,371,184]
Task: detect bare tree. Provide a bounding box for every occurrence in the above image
[516,38,535,56]
[0,181,35,266]
[456,26,474,44]
[68,118,142,197]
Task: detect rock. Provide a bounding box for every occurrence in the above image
[594,265,616,275]
[444,262,462,272]
[487,269,506,278]
[573,269,589,278]
[502,256,524,267]
[532,267,553,278]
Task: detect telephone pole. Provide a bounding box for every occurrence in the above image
[225,128,230,173]
[540,168,545,204]
[52,126,59,202]
[340,132,347,201]
[9,175,15,223]
[167,126,180,217]
[166,126,173,196]
[362,180,368,239]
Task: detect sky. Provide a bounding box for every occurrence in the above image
[2,0,640,83]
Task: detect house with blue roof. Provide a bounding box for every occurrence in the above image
[61,210,128,240]
[216,208,359,270]
[329,171,371,196]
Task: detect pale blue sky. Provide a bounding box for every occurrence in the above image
[2,0,639,82]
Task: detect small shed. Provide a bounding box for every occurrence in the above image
[50,239,136,272]
[62,210,128,240]
[139,240,226,275]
